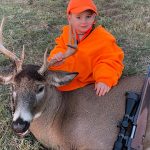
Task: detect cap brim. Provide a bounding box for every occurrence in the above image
[70,6,97,14]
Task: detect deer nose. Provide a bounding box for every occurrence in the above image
[12,118,30,134]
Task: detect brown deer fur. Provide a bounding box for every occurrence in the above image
[28,73,150,150]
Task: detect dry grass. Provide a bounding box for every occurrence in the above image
[0,0,150,149]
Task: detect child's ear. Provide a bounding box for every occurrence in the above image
[93,14,97,24]
[67,14,71,23]
[93,13,97,18]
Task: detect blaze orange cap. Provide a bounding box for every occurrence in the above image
[67,0,97,15]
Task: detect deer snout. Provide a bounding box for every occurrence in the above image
[12,118,30,135]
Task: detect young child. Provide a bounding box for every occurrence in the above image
[48,0,124,96]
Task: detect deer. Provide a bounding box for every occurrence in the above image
[0,17,150,150]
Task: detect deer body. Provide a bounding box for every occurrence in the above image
[0,18,150,150]
[29,75,150,150]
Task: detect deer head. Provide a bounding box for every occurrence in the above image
[0,17,78,136]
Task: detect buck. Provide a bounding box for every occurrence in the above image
[0,17,150,150]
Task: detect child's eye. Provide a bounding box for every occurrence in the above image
[87,15,92,18]
[76,16,80,19]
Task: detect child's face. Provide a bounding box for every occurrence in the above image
[68,10,96,35]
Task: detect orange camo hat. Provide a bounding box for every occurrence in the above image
[67,0,97,15]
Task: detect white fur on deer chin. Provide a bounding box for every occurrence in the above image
[17,129,29,137]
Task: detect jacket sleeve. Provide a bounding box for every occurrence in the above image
[92,40,124,87]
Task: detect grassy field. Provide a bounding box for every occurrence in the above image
[0,0,150,149]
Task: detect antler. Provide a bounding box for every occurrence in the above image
[0,17,25,73]
[38,24,78,75]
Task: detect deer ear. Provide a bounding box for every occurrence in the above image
[47,71,78,87]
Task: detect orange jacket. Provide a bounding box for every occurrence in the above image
[48,25,124,91]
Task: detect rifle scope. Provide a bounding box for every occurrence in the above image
[113,92,140,150]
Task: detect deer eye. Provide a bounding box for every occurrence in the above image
[36,84,45,101]
[37,85,45,94]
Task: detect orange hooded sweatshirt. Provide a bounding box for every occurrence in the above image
[48,25,124,91]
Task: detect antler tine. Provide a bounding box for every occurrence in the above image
[38,48,48,74]
[16,45,25,72]
[38,24,78,75]
[0,17,5,44]
[66,24,77,52]
[0,17,24,73]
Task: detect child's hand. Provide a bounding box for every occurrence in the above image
[52,52,64,61]
[51,52,64,66]
[95,82,110,96]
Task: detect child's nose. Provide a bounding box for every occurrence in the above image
[80,18,87,25]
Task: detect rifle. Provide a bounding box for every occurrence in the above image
[113,67,150,150]
[130,67,150,149]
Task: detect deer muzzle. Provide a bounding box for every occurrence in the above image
[12,117,30,136]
